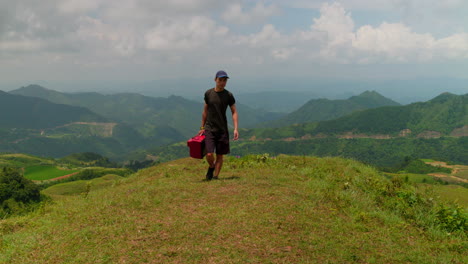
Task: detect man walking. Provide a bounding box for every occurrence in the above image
[200,70,239,180]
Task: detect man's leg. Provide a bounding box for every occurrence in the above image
[205,153,215,180]
[204,130,217,180]
[213,154,223,179]
[206,153,215,168]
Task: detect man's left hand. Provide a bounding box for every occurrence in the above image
[233,129,239,140]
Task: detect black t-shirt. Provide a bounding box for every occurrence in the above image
[204,88,236,132]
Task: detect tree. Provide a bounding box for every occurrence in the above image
[0,167,42,217]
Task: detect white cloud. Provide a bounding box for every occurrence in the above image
[145,16,228,51]
[58,0,101,14]
[222,2,280,24]
[293,2,468,64]
[0,0,467,82]
[285,0,393,10]
[433,33,468,59]
[76,17,138,57]
[352,23,436,63]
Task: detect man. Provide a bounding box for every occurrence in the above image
[200,70,239,180]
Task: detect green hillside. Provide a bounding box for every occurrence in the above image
[0,156,465,263]
[262,91,400,127]
[246,93,467,138]
[0,153,55,168]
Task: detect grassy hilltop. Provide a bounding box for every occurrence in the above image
[1,156,466,263]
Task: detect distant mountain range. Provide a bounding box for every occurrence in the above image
[2,85,466,161]
[10,85,282,135]
[261,91,400,127]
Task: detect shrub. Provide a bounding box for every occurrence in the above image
[0,167,44,218]
[436,205,467,233]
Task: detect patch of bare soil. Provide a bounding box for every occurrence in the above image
[428,173,468,184]
[425,161,467,184]
[49,172,80,181]
[450,125,468,137]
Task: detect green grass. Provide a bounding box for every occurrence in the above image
[387,172,439,184]
[0,156,466,263]
[24,165,79,181]
[433,185,468,208]
[453,165,468,180]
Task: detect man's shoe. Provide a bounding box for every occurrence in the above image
[206,167,215,181]
[213,176,219,180]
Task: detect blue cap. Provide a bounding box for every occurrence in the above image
[215,70,229,79]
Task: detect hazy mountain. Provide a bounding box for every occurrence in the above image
[261,91,400,128]
[312,92,467,136]
[0,90,106,129]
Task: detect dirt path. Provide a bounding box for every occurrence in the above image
[49,172,80,181]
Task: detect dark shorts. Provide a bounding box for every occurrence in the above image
[205,130,230,155]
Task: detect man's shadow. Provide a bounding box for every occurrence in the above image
[200,176,240,182]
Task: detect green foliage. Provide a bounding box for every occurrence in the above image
[70,168,132,181]
[60,152,118,167]
[124,159,157,172]
[435,205,467,233]
[0,167,44,218]
[393,157,452,174]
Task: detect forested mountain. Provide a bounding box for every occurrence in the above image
[262,91,400,127]
[245,92,467,139]
[0,90,106,129]
[0,89,168,159]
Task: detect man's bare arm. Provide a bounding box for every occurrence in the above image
[200,103,208,134]
[230,104,239,140]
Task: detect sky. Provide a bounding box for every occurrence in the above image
[1,0,467,100]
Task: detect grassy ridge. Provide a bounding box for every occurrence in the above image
[0,154,54,168]
[0,156,466,263]
[41,174,124,197]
